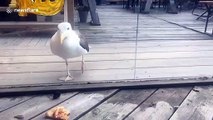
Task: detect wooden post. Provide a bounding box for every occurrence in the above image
[64,0,75,29]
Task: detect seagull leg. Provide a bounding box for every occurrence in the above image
[65,60,74,81]
[58,60,74,81]
[81,55,84,73]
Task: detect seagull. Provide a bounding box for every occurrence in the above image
[50,22,89,81]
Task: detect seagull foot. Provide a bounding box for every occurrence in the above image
[58,75,74,81]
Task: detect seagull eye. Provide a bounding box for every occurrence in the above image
[67,28,70,30]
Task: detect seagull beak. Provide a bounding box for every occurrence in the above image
[60,32,66,44]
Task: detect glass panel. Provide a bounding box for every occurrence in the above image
[77,1,137,83]
[0,0,138,91]
[135,0,213,81]
[0,0,213,93]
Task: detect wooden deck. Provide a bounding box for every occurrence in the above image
[150,8,213,34]
[1,6,213,91]
[0,5,213,119]
[1,86,213,119]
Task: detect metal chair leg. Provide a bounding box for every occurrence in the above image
[204,5,210,33]
[196,10,208,20]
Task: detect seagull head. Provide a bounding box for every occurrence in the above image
[57,22,72,44]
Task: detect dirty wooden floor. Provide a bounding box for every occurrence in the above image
[1,86,213,120]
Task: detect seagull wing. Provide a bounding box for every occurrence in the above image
[76,31,89,52]
[50,31,61,56]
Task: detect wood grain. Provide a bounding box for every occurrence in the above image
[32,89,118,120]
[0,92,77,120]
[0,96,33,113]
[170,86,213,120]
[125,87,192,120]
[78,89,156,120]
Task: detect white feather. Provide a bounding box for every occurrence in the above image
[50,22,88,60]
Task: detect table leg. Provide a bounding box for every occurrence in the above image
[196,10,208,20]
[204,5,210,33]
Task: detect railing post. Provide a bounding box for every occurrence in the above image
[64,0,75,29]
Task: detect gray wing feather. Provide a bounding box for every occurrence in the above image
[76,31,89,52]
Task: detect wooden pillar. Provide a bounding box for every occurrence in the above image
[64,0,75,29]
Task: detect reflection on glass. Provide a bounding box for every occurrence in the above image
[0,0,213,91]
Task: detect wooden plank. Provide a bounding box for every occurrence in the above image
[0,76,212,95]
[136,51,213,60]
[4,37,20,47]
[64,0,75,28]
[0,57,213,74]
[0,60,134,73]
[12,37,31,46]
[81,31,203,35]
[35,37,48,47]
[2,37,19,47]
[45,37,50,46]
[151,12,213,34]
[125,87,192,120]
[135,45,213,53]
[79,27,198,30]
[2,64,213,86]
[135,65,213,79]
[170,86,213,120]
[3,49,213,64]
[27,36,41,47]
[3,39,213,50]
[0,53,135,64]
[84,35,210,40]
[18,36,34,47]
[0,37,17,47]
[78,89,156,120]
[32,89,118,120]
[0,69,134,86]
[0,92,77,120]
[0,22,59,29]
[0,96,33,113]
[3,57,213,74]
[3,42,213,56]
